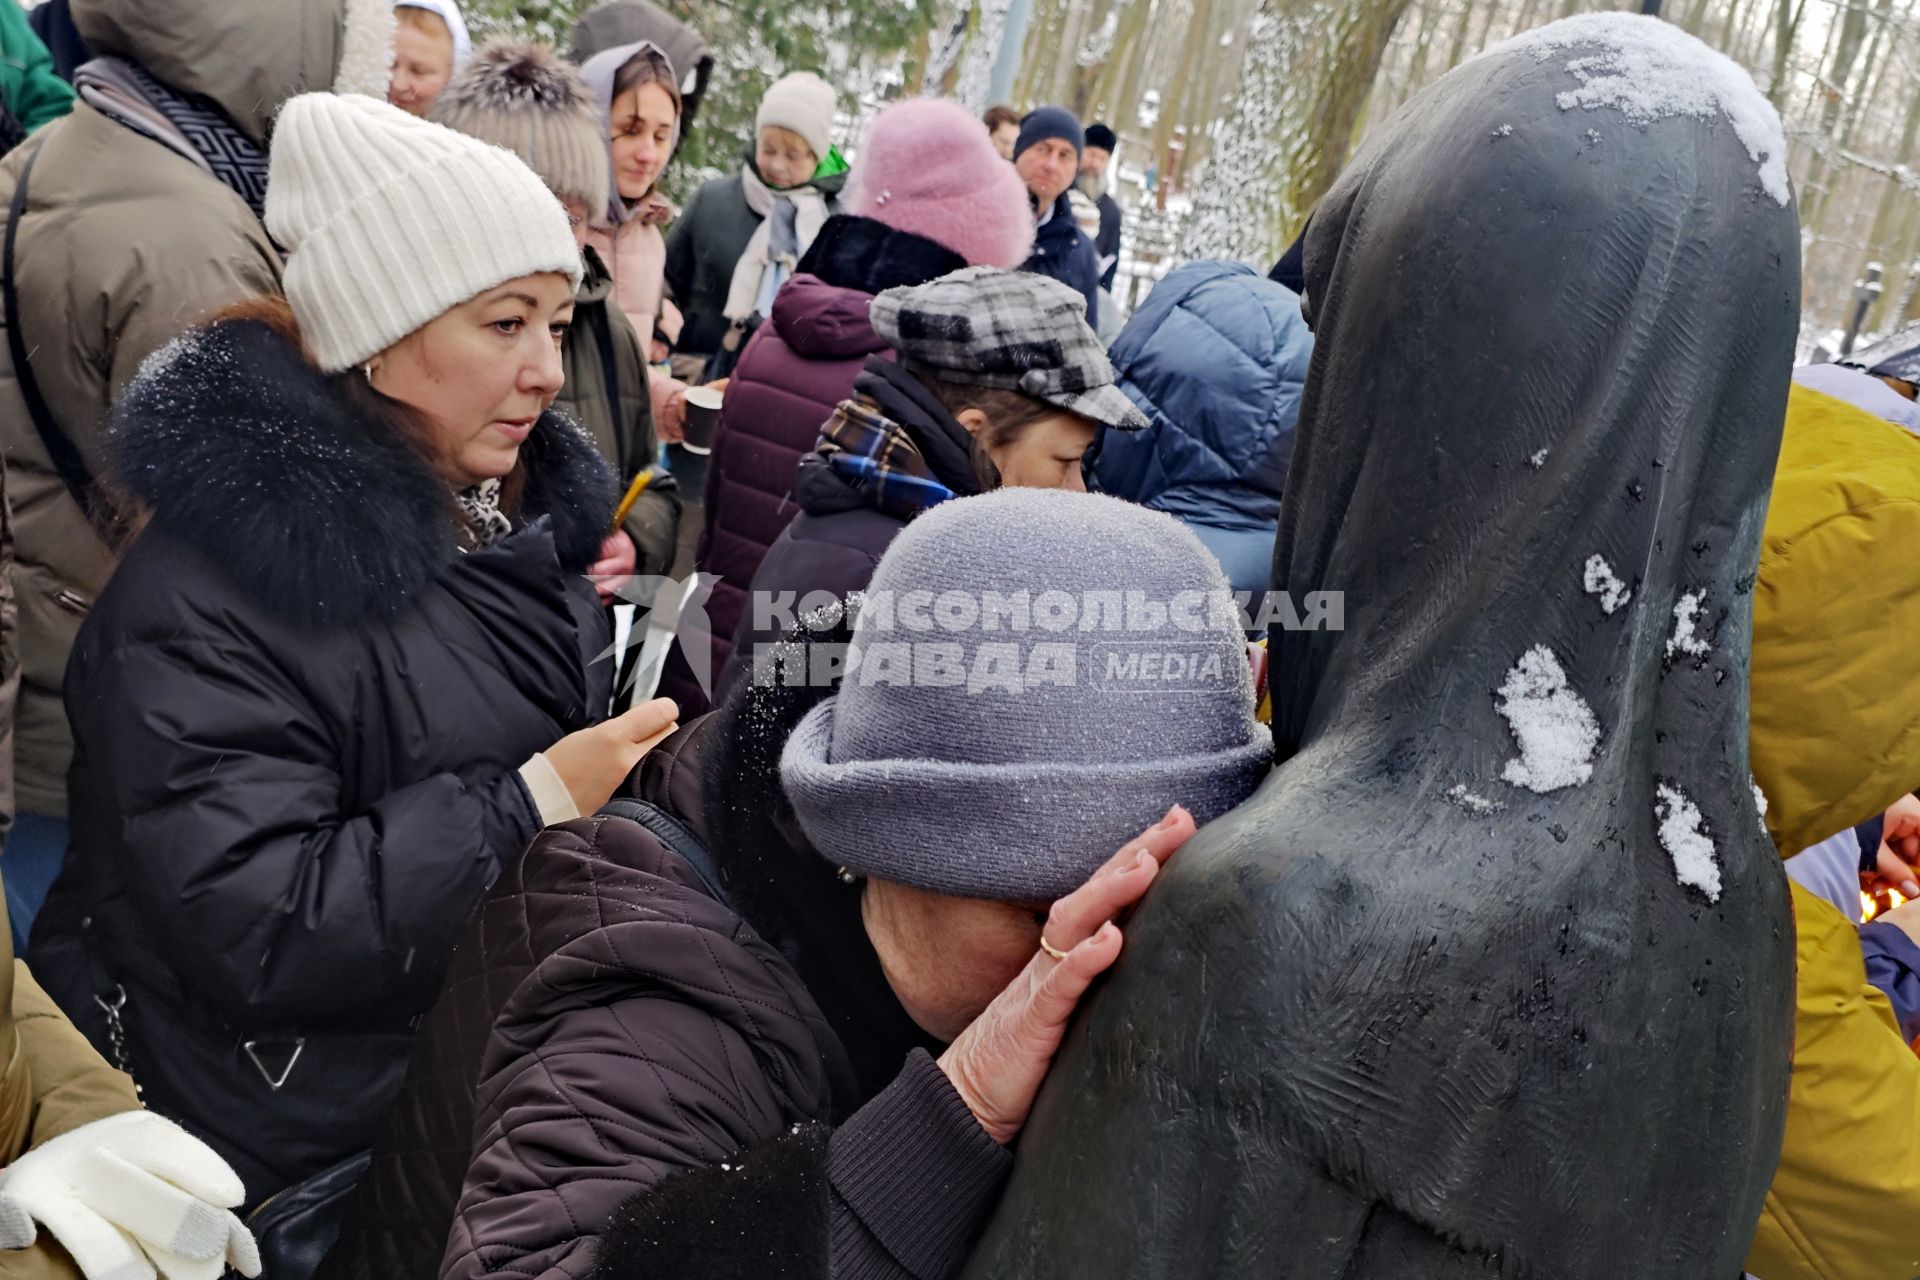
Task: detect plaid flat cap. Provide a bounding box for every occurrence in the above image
[868,267,1149,434]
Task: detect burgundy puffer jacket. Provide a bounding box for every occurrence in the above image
[323,685,1008,1280]
[659,217,964,715]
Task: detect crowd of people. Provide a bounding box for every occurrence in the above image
[0,2,1908,1279]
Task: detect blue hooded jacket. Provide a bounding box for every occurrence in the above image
[1095,260,1314,596]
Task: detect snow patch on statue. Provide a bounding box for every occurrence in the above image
[1485,13,1790,206]
[1496,646,1600,792]
[1447,784,1506,815]
[1582,555,1631,614]
[1655,782,1722,900]
[1666,590,1710,659]
[1751,779,1771,837]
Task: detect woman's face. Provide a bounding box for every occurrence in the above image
[388,18,454,117]
[610,80,678,201]
[862,879,1045,1041]
[958,408,1099,491]
[756,125,819,190]
[369,273,574,489]
[991,121,1020,161]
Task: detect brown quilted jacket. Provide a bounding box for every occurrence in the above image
[325,713,1009,1280]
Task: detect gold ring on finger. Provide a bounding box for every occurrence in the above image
[1039,935,1070,962]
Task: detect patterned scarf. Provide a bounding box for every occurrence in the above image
[816,395,958,522]
[723,163,830,325]
[456,479,514,549]
[74,57,270,217]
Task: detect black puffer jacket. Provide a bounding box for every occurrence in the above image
[29,317,617,1207]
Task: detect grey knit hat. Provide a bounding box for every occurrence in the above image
[429,39,610,216]
[779,489,1273,902]
[869,267,1151,436]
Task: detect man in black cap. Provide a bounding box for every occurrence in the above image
[1012,105,1100,323]
[1080,121,1123,292]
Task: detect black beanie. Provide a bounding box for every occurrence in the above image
[1014,106,1083,161]
[1083,121,1117,152]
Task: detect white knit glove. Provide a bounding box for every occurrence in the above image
[0,1111,260,1279]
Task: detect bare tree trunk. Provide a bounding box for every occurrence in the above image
[1083,0,1155,120]
[1174,0,1223,172]
[1800,0,1871,227]
[1149,0,1201,159]
[1766,0,1807,104]
[1185,0,1415,261]
[1445,0,1478,71]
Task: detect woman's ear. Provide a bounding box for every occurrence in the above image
[955,407,991,438]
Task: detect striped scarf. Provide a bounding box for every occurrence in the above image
[816,395,958,522]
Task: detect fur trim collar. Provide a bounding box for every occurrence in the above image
[332,0,398,98]
[795,215,966,298]
[110,318,616,627]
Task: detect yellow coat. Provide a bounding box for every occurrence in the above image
[1746,883,1920,1279]
[1751,384,1920,859]
[1744,383,1920,1280]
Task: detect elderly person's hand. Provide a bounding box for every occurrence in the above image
[938,805,1195,1145]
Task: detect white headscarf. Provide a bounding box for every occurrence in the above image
[395,0,474,69]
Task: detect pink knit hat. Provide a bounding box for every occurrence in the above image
[847,98,1036,269]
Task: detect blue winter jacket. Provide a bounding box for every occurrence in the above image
[1023,193,1101,325]
[1095,260,1314,596]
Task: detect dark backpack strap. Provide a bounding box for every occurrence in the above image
[598,796,731,910]
[4,142,117,543]
[589,301,626,457]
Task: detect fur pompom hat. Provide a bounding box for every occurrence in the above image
[847,98,1035,270]
[430,39,610,215]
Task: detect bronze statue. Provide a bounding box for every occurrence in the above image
[964,15,1798,1276]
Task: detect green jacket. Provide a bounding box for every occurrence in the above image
[554,246,681,578]
[662,164,848,359]
[0,3,71,135]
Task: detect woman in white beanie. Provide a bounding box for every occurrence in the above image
[662,70,849,380]
[27,93,680,1216]
[431,39,683,583]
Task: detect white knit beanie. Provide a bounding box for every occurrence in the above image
[266,93,584,374]
[755,72,836,161]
